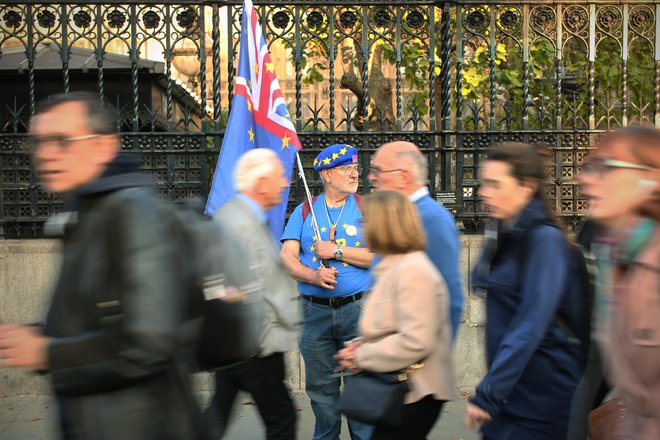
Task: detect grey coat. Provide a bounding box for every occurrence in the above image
[213,197,299,356]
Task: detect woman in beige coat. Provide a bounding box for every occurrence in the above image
[336,190,456,440]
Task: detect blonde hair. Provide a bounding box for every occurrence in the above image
[362,190,426,254]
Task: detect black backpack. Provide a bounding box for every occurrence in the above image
[518,222,598,353]
[165,199,263,370]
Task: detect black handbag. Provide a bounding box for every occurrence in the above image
[337,371,410,428]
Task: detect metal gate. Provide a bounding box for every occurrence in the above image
[1,1,657,237]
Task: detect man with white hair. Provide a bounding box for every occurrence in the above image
[205,148,299,440]
[369,141,464,341]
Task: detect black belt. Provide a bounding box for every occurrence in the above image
[301,292,364,308]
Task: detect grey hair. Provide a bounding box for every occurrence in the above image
[396,150,428,184]
[234,149,279,192]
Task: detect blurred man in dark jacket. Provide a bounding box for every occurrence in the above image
[0,92,206,440]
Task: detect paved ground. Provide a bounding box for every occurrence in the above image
[1,392,479,440]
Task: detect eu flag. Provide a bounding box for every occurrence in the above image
[205,0,301,238]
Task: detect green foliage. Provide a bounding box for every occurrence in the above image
[277,7,654,128]
[381,39,435,116]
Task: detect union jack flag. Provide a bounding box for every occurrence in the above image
[205,0,300,238]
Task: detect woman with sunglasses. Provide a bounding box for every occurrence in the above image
[465,142,586,439]
[578,126,660,439]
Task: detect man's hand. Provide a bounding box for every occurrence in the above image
[0,325,50,371]
[312,267,339,289]
[314,240,338,260]
[464,402,492,431]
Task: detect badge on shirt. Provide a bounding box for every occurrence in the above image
[345,224,358,237]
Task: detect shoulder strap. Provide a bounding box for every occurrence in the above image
[573,244,597,352]
[93,189,138,323]
[353,193,363,211]
[517,222,591,350]
[302,195,319,222]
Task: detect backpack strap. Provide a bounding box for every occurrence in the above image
[517,222,595,352]
[301,195,319,222]
[353,193,363,210]
[302,193,364,222]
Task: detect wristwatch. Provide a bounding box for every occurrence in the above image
[333,245,344,260]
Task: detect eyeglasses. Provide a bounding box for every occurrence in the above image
[581,159,653,176]
[25,134,101,152]
[334,165,362,176]
[368,166,403,177]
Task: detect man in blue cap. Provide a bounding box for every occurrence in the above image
[281,144,373,440]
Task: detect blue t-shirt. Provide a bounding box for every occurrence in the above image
[281,194,370,298]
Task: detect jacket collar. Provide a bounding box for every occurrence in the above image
[74,152,152,198]
[500,196,554,243]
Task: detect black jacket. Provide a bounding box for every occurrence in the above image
[43,154,206,440]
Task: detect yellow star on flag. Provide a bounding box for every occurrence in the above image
[332,153,339,161]
[331,265,336,270]
[265,62,275,73]
[343,263,349,267]
[312,235,318,242]
[282,134,291,149]
[354,241,361,247]
[318,264,324,269]
[247,128,255,143]
[323,157,331,165]
[339,147,347,155]
[247,99,252,112]
[254,63,259,76]
[312,256,318,262]
[321,227,327,232]
[310,245,315,252]
[342,223,349,229]
[313,159,318,167]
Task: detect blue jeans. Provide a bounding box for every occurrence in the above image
[299,297,373,440]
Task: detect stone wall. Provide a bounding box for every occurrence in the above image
[0,237,486,396]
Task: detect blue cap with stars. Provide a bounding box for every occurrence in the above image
[313,144,358,171]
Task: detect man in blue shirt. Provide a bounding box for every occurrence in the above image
[281,144,373,440]
[368,141,464,341]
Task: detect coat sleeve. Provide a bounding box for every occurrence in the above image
[232,226,299,333]
[47,193,188,395]
[355,261,445,372]
[470,226,570,417]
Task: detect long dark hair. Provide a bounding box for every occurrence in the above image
[487,142,569,239]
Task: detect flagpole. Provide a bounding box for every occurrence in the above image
[295,152,327,267]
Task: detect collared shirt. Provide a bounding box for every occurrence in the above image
[237,194,267,224]
[409,186,430,203]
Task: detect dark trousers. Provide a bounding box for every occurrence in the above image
[370,396,445,440]
[205,352,296,440]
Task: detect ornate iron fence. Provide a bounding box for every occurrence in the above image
[0,1,658,238]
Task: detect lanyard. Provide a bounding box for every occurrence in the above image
[323,196,346,243]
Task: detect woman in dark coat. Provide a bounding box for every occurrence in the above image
[464,143,585,439]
